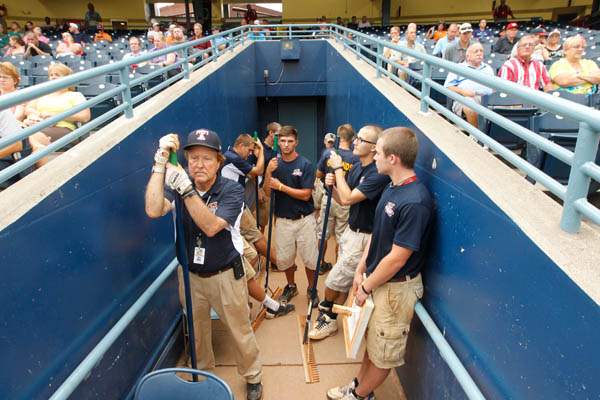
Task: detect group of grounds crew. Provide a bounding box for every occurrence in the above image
[144,122,433,400]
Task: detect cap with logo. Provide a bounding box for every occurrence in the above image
[506,22,519,30]
[324,133,336,142]
[183,129,222,152]
[459,23,473,34]
[531,27,547,36]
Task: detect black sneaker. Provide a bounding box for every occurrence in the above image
[265,302,295,319]
[247,382,263,400]
[280,284,299,303]
[319,261,333,275]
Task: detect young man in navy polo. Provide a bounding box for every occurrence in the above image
[264,125,319,305]
[145,129,263,400]
[309,125,389,341]
[314,124,359,274]
[327,127,433,400]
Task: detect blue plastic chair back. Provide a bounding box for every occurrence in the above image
[134,368,234,400]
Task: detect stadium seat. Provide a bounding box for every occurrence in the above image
[429,66,449,106]
[135,64,166,89]
[29,55,52,67]
[482,92,538,149]
[133,368,233,400]
[78,82,120,121]
[109,71,145,99]
[79,75,108,86]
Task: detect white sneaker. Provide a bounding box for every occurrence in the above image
[326,379,356,400]
[308,314,338,340]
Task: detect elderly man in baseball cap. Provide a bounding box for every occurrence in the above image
[444,22,476,63]
[493,22,519,54]
[145,130,264,400]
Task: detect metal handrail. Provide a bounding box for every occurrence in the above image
[328,24,600,233]
[0,23,598,233]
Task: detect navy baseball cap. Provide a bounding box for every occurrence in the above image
[183,129,222,152]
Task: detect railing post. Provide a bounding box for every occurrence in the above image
[288,25,292,39]
[241,29,245,46]
[118,67,133,118]
[182,47,190,79]
[229,33,234,51]
[355,36,360,60]
[560,122,600,232]
[376,43,383,78]
[211,39,219,58]
[420,63,431,114]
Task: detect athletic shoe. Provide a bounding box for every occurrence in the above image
[327,378,357,400]
[308,313,338,340]
[318,300,332,313]
[319,261,333,275]
[247,382,263,400]
[280,284,298,304]
[265,302,295,319]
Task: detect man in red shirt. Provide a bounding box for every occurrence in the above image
[498,34,553,92]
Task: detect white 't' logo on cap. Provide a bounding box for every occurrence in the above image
[196,130,209,141]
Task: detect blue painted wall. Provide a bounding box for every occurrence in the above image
[323,43,600,399]
[0,45,258,400]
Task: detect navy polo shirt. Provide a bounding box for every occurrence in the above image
[221,149,253,188]
[272,154,315,219]
[176,176,245,274]
[366,180,433,280]
[346,161,390,233]
[316,148,359,176]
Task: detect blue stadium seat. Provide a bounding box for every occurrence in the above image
[79,75,108,86]
[78,82,119,121]
[429,66,449,106]
[133,368,233,400]
[135,64,166,89]
[482,92,538,149]
[109,71,145,99]
[29,55,52,67]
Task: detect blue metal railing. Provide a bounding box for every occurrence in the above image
[0,24,598,223]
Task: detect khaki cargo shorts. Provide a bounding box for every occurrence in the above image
[242,237,257,281]
[325,228,370,292]
[240,207,263,244]
[274,214,318,270]
[317,196,350,242]
[366,273,423,369]
[312,179,325,209]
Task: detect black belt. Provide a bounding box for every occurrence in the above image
[389,271,420,283]
[284,213,310,221]
[193,264,233,278]
[349,226,371,234]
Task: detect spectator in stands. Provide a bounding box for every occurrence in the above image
[23,63,91,144]
[9,22,22,34]
[4,35,26,56]
[211,27,227,51]
[43,17,55,33]
[383,26,402,72]
[0,5,6,31]
[358,16,371,29]
[93,24,112,42]
[493,0,514,21]
[166,23,176,40]
[444,43,494,128]
[395,23,426,80]
[493,22,518,54]
[24,21,34,32]
[148,22,162,43]
[249,22,266,41]
[23,31,52,57]
[444,23,476,63]
[123,36,147,69]
[84,2,102,34]
[545,29,563,59]
[499,34,552,92]
[426,22,446,41]
[0,62,25,120]
[245,4,258,24]
[0,23,8,51]
[347,16,359,30]
[68,23,87,44]
[191,22,211,59]
[166,25,185,45]
[510,27,548,61]
[149,34,177,67]
[0,108,27,189]
[56,32,84,57]
[336,16,344,26]
[473,19,490,39]
[549,35,600,95]
[33,26,49,44]
[433,23,458,57]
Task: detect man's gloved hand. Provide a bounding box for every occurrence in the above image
[165,163,194,197]
[155,133,180,166]
[328,151,342,170]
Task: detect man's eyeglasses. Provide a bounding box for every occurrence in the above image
[355,136,376,145]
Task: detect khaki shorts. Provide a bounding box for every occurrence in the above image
[257,188,270,228]
[240,207,262,244]
[317,196,349,242]
[242,238,257,281]
[312,179,325,210]
[366,273,423,369]
[325,228,370,292]
[274,214,318,270]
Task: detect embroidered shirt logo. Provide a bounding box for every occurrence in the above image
[292,168,303,176]
[384,201,396,217]
[207,201,218,213]
[359,176,365,184]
